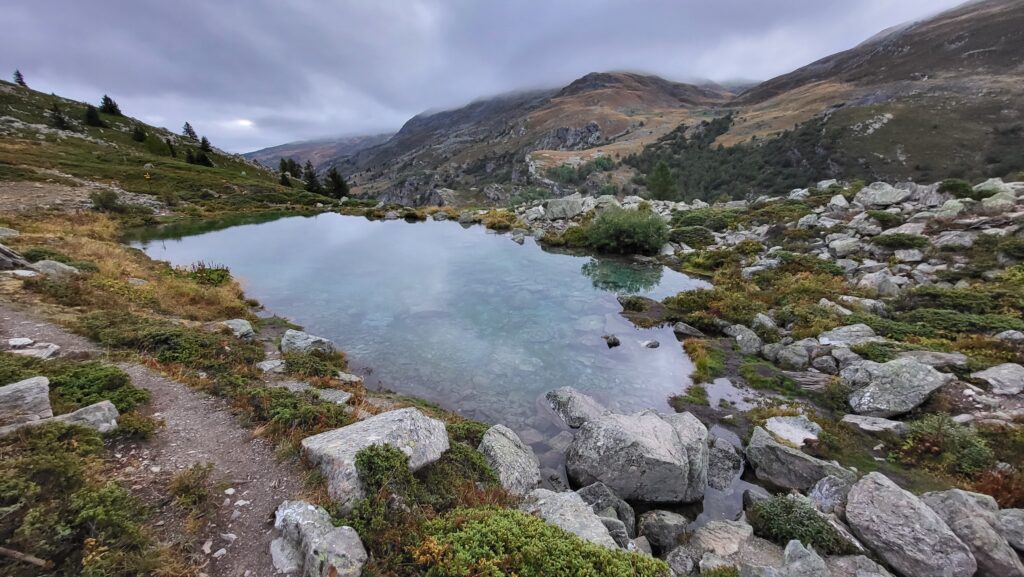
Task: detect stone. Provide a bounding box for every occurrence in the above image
[0,243,31,270]
[601,517,631,548]
[383,211,400,220]
[0,227,18,239]
[825,555,893,577]
[7,337,34,348]
[520,489,616,548]
[744,426,854,491]
[812,355,839,375]
[32,259,79,278]
[577,482,636,537]
[257,359,285,373]
[844,358,956,417]
[0,400,119,438]
[982,191,1018,212]
[896,350,968,369]
[640,339,660,349]
[837,295,886,316]
[764,415,822,446]
[776,344,811,370]
[315,389,353,405]
[777,540,831,577]
[808,475,853,517]
[301,408,449,513]
[840,414,908,436]
[566,410,708,503]
[689,519,753,557]
[7,342,61,359]
[664,546,695,576]
[999,509,1024,553]
[270,537,302,574]
[274,501,367,577]
[707,436,742,490]
[971,363,1024,395]
[673,322,705,337]
[545,386,606,428]
[995,330,1024,345]
[845,473,976,577]
[280,329,335,354]
[637,510,689,554]
[547,430,574,453]
[854,182,913,207]
[817,324,882,347]
[477,424,541,496]
[221,319,255,341]
[335,371,362,386]
[0,377,53,426]
[921,488,1024,577]
[830,347,863,369]
[894,249,923,263]
[932,230,979,249]
[829,238,862,258]
[818,298,853,316]
[603,334,621,347]
[724,324,763,355]
[632,536,653,557]
[544,194,585,220]
[828,194,850,211]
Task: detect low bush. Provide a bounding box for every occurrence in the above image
[236,385,351,441]
[749,495,858,555]
[898,414,994,477]
[671,207,741,231]
[411,507,668,577]
[283,350,347,378]
[896,308,1024,336]
[669,225,714,248]
[872,233,928,250]
[867,210,904,229]
[169,462,215,512]
[895,285,1023,315]
[585,207,668,255]
[939,178,984,200]
[172,261,232,286]
[0,353,149,414]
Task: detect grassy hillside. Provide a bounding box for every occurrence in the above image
[0,81,331,213]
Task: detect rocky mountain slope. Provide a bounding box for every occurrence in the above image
[241,132,392,172]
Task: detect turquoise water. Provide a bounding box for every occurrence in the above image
[132,213,709,462]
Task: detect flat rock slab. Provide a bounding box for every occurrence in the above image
[971,363,1024,395]
[844,358,954,417]
[0,376,53,426]
[520,489,617,549]
[764,415,821,446]
[301,408,449,513]
[744,426,854,491]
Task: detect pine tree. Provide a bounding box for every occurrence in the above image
[131,125,146,142]
[279,172,291,186]
[13,69,26,87]
[164,138,176,157]
[194,151,213,167]
[49,103,69,130]
[185,149,195,164]
[99,95,122,116]
[302,160,322,194]
[199,136,212,152]
[84,105,106,127]
[278,158,289,175]
[288,159,301,177]
[647,161,676,201]
[324,166,349,198]
[182,122,198,140]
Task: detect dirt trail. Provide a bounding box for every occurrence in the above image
[0,300,305,577]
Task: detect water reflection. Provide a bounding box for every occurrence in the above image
[580,258,663,294]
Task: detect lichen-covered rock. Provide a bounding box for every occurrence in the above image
[817,324,882,347]
[566,410,708,503]
[1000,509,1024,553]
[846,473,976,577]
[544,194,585,220]
[280,329,335,354]
[844,358,955,418]
[274,500,367,577]
[519,489,617,549]
[0,400,119,438]
[0,376,53,426]
[971,363,1024,396]
[637,510,689,554]
[577,482,635,537]
[477,424,541,496]
[301,408,449,513]
[764,415,821,446]
[808,475,853,518]
[32,259,79,278]
[921,489,1024,577]
[854,182,913,207]
[825,555,893,577]
[707,435,742,490]
[725,324,763,355]
[221,318,255,341]
[840,414,908,436]
[545,386,606,428]
[689,519,753,557]
[744,427,854,491]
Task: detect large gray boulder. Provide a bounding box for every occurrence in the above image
[274,500,367,577]
[576,482,635,537]
[854,182,913,208]
[843,358,955,418]
[971,363,1024,396]
[477,424,541,496]
[825,555,893,577]
[281,329,335,354]
[520,489,617,549]
[544,194,585,220]
[637,510,689,554]
[32,259,79,279]
[0,377,53,426]
[0,400,120,438]
[566,410,708,503]
[817,324,882,347]
[707,436,742,490]
[301,408,449,513]
[776,540,831,577]
[921,489,1024,577]
[1000,509,1024,553]
[689,519,753,557]
[221,318,255,341]
[840,414,907,436]
[724,324,763,355]
[744,427,855,491]
[0,243,31,270]
[846,473,976,577]
[545,386,606,428]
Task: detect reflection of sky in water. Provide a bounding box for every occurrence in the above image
[135,214,710,439]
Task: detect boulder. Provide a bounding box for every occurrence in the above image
[301,408,449,513]
[844,358,955,417]
[637,510,689,554]
[7,342,61,360]
[601,517,631,548]
[0,377,53,426]
[921,489,1024,577]
[744,427,854,491]
[280,329,335,354]
[673,322,705,338]
[724,324,763,355]
[707,436,742,490]
[689,519,753,557]
[0,400,119,438]
[971,363,1024,396]
[999,509,1024,553]
[545,386,606,428]
[808,475,853,518]
[544,194,585,220]
[932,230,979,250]
[825,555,893,577]
[764,415,822,446]
[817,324,882,347]
[0,243,31,270]
[221,319,255,341]
[776,344,811,370]
[274,500,367,577]
[846,473,976,577]
[664,546,696,576]
[577,482,636,537]
[520,489,617,549]
[854,182,913,207]
[566,410,708,503]
[776,540,831,577]
[0,227,18,239]
[477,424,541,496]
[32,259,79,278]
[896,350,968,369]
[840,414,907,436]
[995,330,1024,345]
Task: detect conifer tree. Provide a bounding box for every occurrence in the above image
[279,172,291,186]
[49,103,69,130]
[195,151,213,167]
[646,160,676,201]
[99,95,122,116]
[324,166,349,198]
[199,136,212,152]
[131,125,146,142]
[13,69,26,87]
[278,158,289,175]
[185,149,195,164]
[302,160,322,194]
[182,122,198,140]
[84,105,106,127]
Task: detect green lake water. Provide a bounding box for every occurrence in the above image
[132,213,711,468]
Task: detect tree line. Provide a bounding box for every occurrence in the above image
[278,157,349,198]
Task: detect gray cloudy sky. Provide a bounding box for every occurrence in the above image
[3,0,965,153]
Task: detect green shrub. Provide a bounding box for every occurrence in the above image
[939,178,985,200]
[702,568,740,577]
[750,495,858,555]
[850,341,921,363]
[847,313,938,340]
[585,207,668,255]
[411,507,668,577]
[896,308,1024,336]
[671,207,740,231]
[872,233,928,250]
[669,225,714,248]
[50,362,150,413]
[113,412,163,439]
[172,261,232,286]
[895,285,1023,315]
[898,414,994,477]
[90,189,123,212]
[169,462,214,512]
[740,359,799,395]
[237,385,351,439]
[447,420,491,446]
[867,210,904,229]
[773,251,845,276]
[999,238,1024,260]
[283,350,347,378]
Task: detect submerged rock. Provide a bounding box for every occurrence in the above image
[545,386,606,429]
[566,410,708,503]
[707,436,742,490]
[477,424,541,496]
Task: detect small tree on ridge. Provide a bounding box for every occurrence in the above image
[99,95,122,116]
[13,69,26,87]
